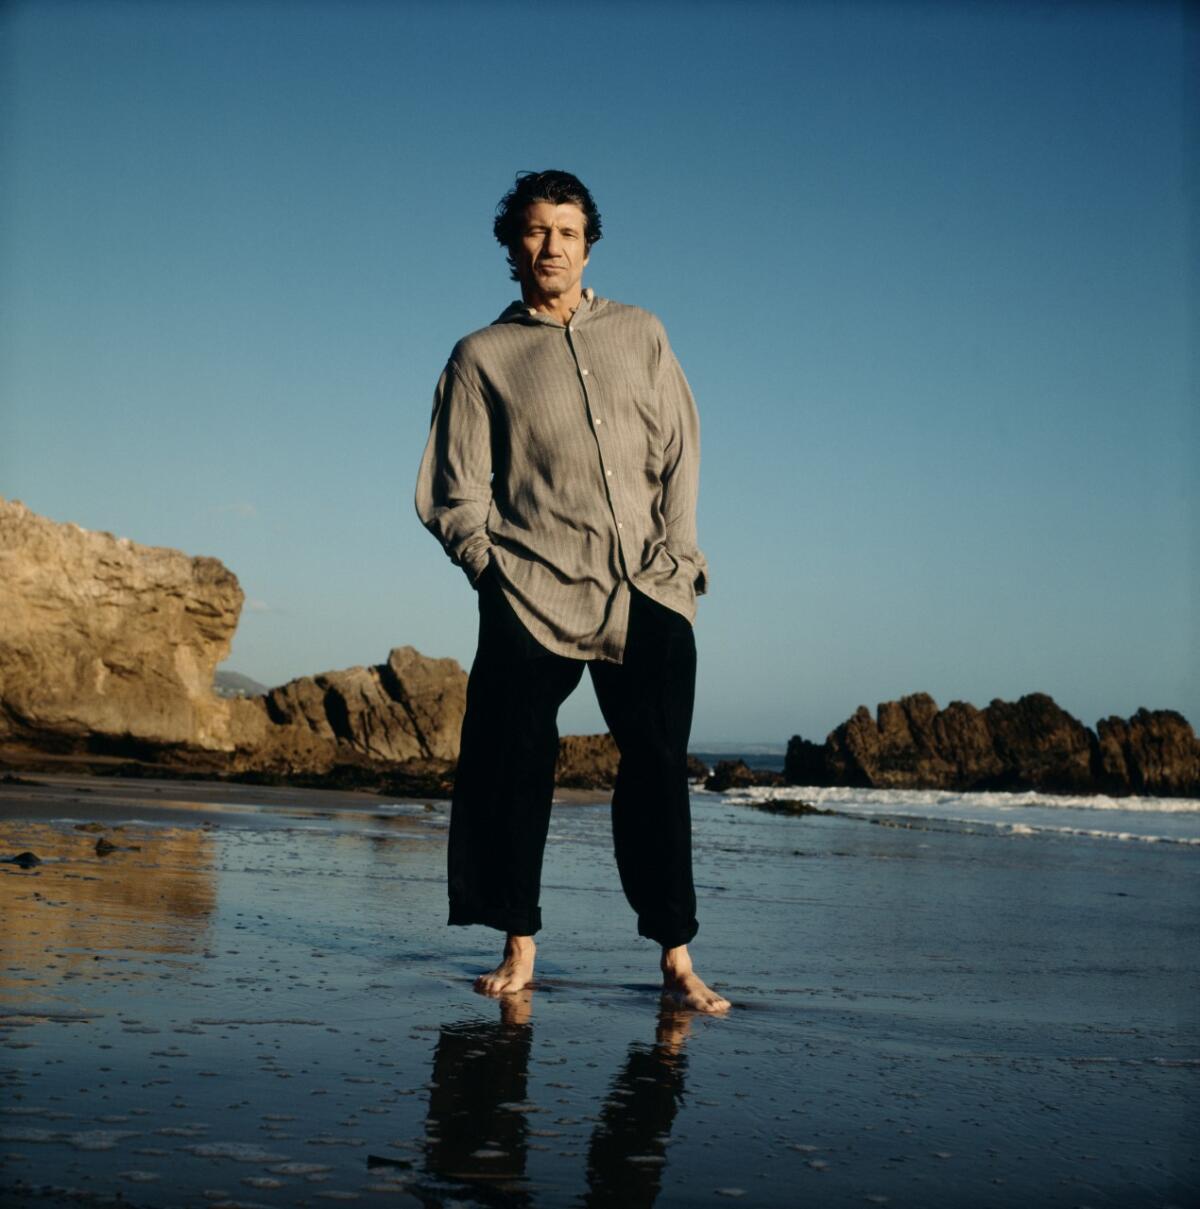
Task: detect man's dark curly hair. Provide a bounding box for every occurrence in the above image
[493,170,603,281]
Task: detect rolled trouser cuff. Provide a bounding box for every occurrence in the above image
[638,914,699,949]
[448,900,542,937]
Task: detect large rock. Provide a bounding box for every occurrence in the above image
[704,759,785,791]
[0,497,243,752]
[786,692,1200,797]
[1095,709,1200,797]
[0,498,468,778]
[981,693,1095,793]
[555,733,620,789]
[820,693,991,788]
[250,647,466,774]
[783,735,828,786]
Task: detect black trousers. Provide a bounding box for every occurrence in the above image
[447,574,700,948]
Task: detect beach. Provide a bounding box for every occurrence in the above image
[2,772,1197,1208]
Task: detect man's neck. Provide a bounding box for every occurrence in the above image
[522,285,584,327]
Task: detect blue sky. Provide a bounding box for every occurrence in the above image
[1,0,1194,746]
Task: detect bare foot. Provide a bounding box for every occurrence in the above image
[660,944,730,1013]
[474,934,536,996]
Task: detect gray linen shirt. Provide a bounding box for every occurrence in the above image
[415,289,707,663]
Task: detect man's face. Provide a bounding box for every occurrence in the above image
[513,201,590,301]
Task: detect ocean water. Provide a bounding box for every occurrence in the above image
[718,783,1200,846]
[1,773,1197,1207]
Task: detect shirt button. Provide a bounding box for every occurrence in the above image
[581,368,589,376]
[617,522,623,530]
[594,416,602,425]
[606,469,613,477]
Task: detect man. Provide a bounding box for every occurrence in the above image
[415,170,728,1013]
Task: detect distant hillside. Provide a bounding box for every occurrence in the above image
[213,670,268,698]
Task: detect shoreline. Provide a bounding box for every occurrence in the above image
[6,742,1196,807]
[0,770,611,834]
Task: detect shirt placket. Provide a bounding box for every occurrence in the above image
[565,320,630,575]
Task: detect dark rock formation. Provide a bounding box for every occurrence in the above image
[1,852,41,868]
[782,736,828,787]
[981,694,1095,793]
[1095,709,1200,797]
[738,798,836,818]
[704,759,785,792]
[786,693,1199,797]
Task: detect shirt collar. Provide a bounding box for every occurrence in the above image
[495,287,597,327]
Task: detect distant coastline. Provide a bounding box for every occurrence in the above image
[3,497,1196,800]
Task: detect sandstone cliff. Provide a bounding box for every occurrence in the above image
[0,498,243,753]
[785,693,1199,797]
[0,498,466,780]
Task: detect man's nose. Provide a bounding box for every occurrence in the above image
[543,228,563,256]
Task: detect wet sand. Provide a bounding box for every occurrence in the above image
[1,773,1197,1207]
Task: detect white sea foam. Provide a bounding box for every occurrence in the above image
[714,784,1200,845]
[994,821,1200,845]
[726,785,1200,813]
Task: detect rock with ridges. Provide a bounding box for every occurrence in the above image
[383,646,466,762]
[254,648,467,770]
[1096,709,1200,797]
[789,693,1199,797]
[981,693,1095,793]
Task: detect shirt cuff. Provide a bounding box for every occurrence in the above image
[466,553,493,586]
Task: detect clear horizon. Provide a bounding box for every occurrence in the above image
[2,1,1194,746]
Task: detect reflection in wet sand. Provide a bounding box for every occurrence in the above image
[0,822,215,999]
[419,992,534,1206]
[418,996,693,1208]
[584,1008,691,1209]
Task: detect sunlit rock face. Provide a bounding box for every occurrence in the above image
[0,497,243,753]
[250,647,467,772]
[0,499,468,776]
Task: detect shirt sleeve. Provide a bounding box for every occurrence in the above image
[657,336,709,596]
[414,360,494,585]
